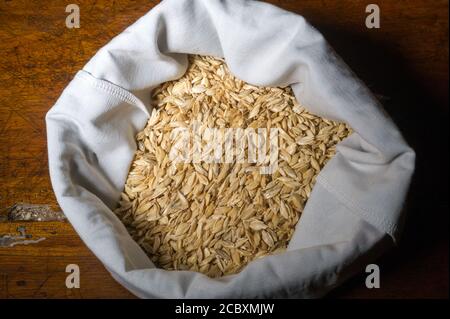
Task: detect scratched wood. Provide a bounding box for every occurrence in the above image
[0,221,134,298]
[0,0,448,298]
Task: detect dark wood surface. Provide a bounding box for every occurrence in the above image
[0,0,448,298]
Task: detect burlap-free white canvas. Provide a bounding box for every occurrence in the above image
[46,0,415,298]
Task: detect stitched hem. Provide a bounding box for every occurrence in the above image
[316,175,397,241]
[75,70,150,116]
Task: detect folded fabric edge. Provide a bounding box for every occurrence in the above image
[76,70,150,116]
[316,175,401,243]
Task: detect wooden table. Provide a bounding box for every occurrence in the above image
[0,0,448,298]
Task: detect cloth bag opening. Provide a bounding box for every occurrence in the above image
[46,0,415,298]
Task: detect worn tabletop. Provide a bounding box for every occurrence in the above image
[0,0,448,298]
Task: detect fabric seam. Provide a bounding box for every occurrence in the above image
[316,175,396,237]
[75,70,149,115]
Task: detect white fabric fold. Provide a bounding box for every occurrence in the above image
[46,0,415,298]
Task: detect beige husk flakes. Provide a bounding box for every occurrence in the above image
[114,55,352,278]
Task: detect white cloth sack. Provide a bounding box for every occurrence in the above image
[46,0,415,298]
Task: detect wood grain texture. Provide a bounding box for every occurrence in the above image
[0,0,448,298]
[0,222,134,298]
